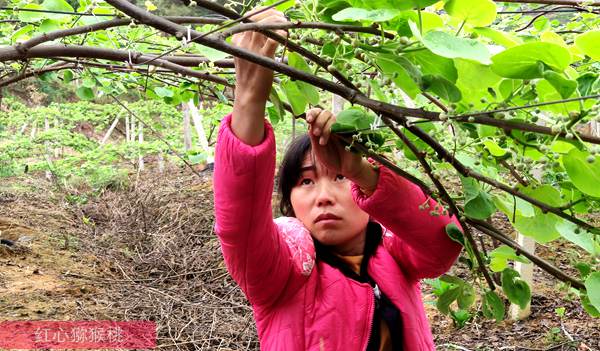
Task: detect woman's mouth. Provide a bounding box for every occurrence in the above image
[315,213,342,224]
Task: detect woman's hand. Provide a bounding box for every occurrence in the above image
[306,108,379,194]
[231,8,288,146]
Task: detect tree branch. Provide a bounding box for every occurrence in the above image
[0,45,231,85]
[383,115,497,290]
[468,218,585,290]
[218,21,395,39]
[495,0,599,6]
[385,113,600,235]
[0,62,74,88]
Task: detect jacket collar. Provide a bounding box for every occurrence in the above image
[314,221,383,283]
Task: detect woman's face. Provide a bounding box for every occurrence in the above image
[290,152,369,255]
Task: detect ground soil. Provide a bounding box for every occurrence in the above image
[0,170,598,351]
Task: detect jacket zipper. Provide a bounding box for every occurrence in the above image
[363,283,376,351]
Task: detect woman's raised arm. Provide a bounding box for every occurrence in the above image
[213,10,309,308]
[230,9,287,145]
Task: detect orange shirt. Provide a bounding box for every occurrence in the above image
[335,254,392,351]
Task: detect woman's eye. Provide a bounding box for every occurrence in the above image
[335,174,346,181]
[300,178,313,185]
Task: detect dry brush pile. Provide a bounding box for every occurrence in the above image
[78,167,258,350]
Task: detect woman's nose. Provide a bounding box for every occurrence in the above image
[315,181,335,207]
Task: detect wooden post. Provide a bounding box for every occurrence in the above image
[509,235,536,320]
[125,114,130,142]
[182,103,192,151]
[54,119,61,158]
[130,114,136,142]
[44,117,52,181]
[157,152,164,173]
[101,115,120,145]
[19,122,28,135]
[187,100,213,163]
[331,93,345,114]
[138,119,144,171]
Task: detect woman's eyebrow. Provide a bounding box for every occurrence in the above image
[299,165,316,173]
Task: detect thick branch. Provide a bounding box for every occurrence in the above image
[155,0,360,90]
[452,111,600,145]
[105,0,437,121]
[0,45,231,85]
[17,16,223,52]
[218,22,396,39]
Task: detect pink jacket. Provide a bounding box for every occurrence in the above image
[213,114,462,350]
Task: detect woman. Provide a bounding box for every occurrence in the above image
[213,8,463,350]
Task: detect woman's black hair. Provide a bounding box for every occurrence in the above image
[278,133,312,217]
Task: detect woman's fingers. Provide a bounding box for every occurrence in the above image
[306,108,322,123]
[319,115,337,145]
[310,110,333,139]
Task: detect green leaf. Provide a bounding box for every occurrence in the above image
[542,71,577,99]
[405,49,458,83]
[11,25,34,42]
[75,86,94,101]
[422,31,491,65]
[563,148,600,198]
[457,283,476,309]
[482,290,505,322]
[501,268,531,309]
[445,222,465,246]
[394,10,443,36]
[455,59,502,93]
[492,194,535,218]
[473,27,521,48]
[288,52,320,105]
[281,79,307,116]
[41,0,75,20]
[375,55,421,98]
[491,42,571,79]
[576,73,599,96]
[268,89,285,124]
[450,309,471,328]
[461,176,495,220]
[196,45,230,61]
[332,7,401,22]
[584,272,600,312]
[262,0,295,11]
[18,4,46,22]
[536,79,580,115]
[154,86,174,98]
[444,0,497,27]
[555,221,599,257]
[581,292,600,317]
[437,285,461,315]
[575,30,600,61]
[489,245,531,272]
[483,140,506,157]
[39,19,61,33]
[62,70,73,83]
[331,108,375,133]
[421,74,461,102]
[575,262,592,280]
